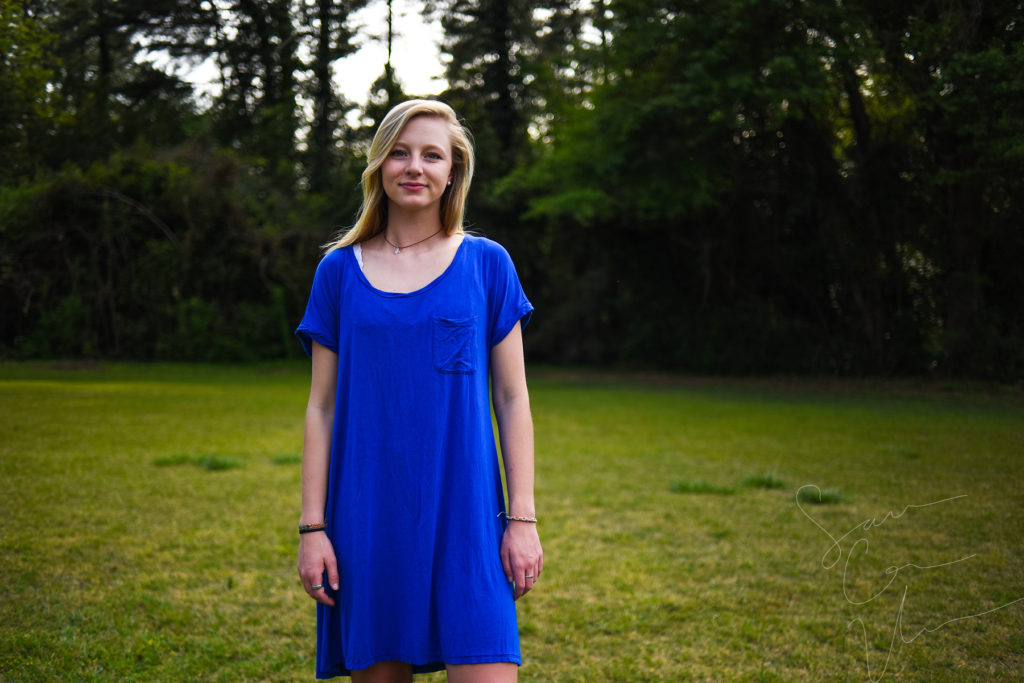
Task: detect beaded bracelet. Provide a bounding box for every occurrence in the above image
[499,512,538,524]
[298,522,328,534]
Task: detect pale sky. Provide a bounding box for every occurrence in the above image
[177,0,446,115]
[336,0,448,104]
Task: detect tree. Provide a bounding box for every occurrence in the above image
[7,0,213,171]
[509,0,1023,375]
[210,0,300,187]
[300,0,368,193]
[0,0,57,181]
[435,0,582,163]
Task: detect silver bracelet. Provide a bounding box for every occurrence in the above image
[499,511,538,523]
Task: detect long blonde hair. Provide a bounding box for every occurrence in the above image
[324,99,475,252]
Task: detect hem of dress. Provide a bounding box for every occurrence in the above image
[316,653,521,679]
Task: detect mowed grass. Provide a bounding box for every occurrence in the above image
[1,364,1023,681]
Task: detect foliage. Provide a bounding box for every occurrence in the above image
[1,0,1022,378]
[0,0,58,182]
[0,143,333,361]
[300,0,371,192]
[507,0,1024,377]
[2,364,1023,680]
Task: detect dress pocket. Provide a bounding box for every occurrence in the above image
[432,316,477,373]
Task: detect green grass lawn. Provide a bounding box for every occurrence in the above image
[2,363,1022,681]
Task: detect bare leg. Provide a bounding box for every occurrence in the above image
[446,662,518,683]
[351,661,414,683]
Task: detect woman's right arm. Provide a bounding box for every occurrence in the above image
[297,340,340,606]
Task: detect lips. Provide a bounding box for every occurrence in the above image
[400,182,427,190]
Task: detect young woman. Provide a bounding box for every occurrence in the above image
[295,99,542,682]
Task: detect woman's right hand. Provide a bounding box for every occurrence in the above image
[298,531,340,606]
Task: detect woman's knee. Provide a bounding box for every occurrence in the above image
[445,661,517,683]
[351,660,413,683]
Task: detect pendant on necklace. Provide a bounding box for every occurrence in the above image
[394,247,401,254]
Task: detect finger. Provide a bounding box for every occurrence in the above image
[314,587,335,607]
[523,568,538,594]
[513,565,527,600]
[309,577,335,607]
[501,547,513,585]
[300,572,317,595]
[325,556,341,592]
[300,569,326,600]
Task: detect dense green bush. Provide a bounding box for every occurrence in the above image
[0,144,334,361]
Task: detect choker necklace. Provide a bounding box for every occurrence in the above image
[383,228,442,254]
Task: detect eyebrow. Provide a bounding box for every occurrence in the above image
[392,140,448,155]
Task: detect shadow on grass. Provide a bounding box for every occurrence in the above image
[795,484,845,505]
[670,473,846,505]
[153,454,245,471]
[740,472,788,489]
[670,472,792,496]
[669,478,736,495]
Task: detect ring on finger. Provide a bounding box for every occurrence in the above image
[311,583,323,590]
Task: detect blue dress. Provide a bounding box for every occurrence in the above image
[295,235,533,678]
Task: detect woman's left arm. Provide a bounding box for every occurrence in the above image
[491,320,543,600]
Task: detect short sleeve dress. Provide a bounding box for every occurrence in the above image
[295,234,533,678]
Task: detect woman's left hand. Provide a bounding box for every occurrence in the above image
[500,520,543,600]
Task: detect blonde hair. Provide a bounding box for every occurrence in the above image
[324,99,475,252]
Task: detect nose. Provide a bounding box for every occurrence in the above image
[405,155,423,175]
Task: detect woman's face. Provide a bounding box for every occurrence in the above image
[380,116,454,217]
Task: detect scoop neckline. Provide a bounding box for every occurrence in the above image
[351,235,468,297]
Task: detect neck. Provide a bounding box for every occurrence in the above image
[385,210,444,243]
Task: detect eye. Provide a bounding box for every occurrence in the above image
[389,148,408,158]
[426,151,444,160]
